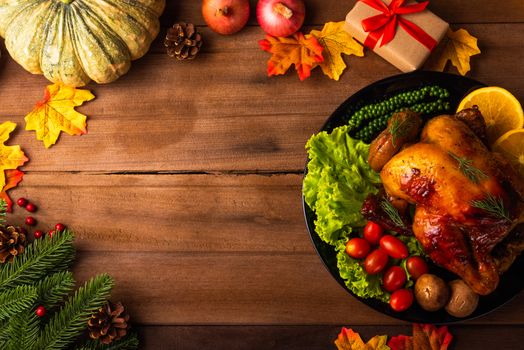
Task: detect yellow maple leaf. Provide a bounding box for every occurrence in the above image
[426,28,481,76]
[25,83,95,148]
[308,21,364,81]
[335,327,390,350]
[0,121,28,189]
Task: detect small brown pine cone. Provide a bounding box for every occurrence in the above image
[0,225,27,263]
[165,22,203,60]
[88,301,130,345]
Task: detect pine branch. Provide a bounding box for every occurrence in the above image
[75,333,140,350]
[6,308,40,350]
[0,285,38,322]
[0,230,75,292]
[35,274,114,350]
[36,271,76,309]
[0,199,6,227]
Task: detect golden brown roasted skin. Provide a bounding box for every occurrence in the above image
[381,115,522,295]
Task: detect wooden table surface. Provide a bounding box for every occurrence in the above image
[3,1,524,349]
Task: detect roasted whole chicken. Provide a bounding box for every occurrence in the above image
[365,108,524,295]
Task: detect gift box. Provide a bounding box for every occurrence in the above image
[344,0,449,72]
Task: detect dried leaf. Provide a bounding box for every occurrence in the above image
[426,28,480,75]
[388,324,453,350]
[0,169,24,212]
[335,327,390,350]
[25,83,95,148]
[0,121,28,190]
[259,32,324,81]
[308,21,364,81]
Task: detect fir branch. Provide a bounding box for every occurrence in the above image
[35,274,114,350]
[471,193,511,222]
[448,152,488,184]
[0,285,38,321]
[75,333,139,350]
[0,199,6,226]
[35,271,76,309]
[6,308,40,350]
[380,199,405,228]
[0,230,75,292]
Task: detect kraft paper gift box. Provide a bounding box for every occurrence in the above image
[344,0,449,72]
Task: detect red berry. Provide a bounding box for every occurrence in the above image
[55,223,65,232]
[34,230,44,239]
[17,198,28,207]
[25,216,37,226]
[48,230,55,237]
[35,306,46,317]
[25,202,37,212]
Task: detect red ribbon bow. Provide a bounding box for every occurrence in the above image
[359,0,437,51]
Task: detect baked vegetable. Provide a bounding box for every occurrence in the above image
[0,0,165,86]
[445,279,479,317]
[414,274,449,312]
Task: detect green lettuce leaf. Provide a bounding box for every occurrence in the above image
[336,239,390,302]
[303,126,381,245]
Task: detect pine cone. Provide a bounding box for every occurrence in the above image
[165,22,203,60]
[88,301,130,345]
[0,225,27,263]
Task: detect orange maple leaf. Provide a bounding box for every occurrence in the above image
[0,121,28,190]
[259,32,324,81]
[25,83,95,148]
[0,169,24,212]
[335,327,389,350]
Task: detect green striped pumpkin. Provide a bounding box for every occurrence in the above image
[0,0,165,86]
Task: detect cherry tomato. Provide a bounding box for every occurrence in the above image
[345,238,371,259]
[379,235,408,259]
[389,289,414,312]
[382,266,407,292]
[406,256,429,279]
[364,249,389,275]
[363,221,384,245]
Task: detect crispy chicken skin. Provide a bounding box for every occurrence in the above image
[380,115,521,295]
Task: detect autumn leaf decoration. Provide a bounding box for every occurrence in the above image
[259,32,324,81]
[426,28,481,76]
[0,122,28,211]
[334,324,453,350]
[25,83,95,148]
[335,327,389,350]
[259,21,364,81]
[308,21,364,81]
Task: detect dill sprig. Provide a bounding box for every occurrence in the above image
[389,113,416,147]
[380,199,405,228]
[471,193,511,222]
[448,152,488,184]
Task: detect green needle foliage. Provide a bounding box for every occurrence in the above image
[0,200,138,350]
[0,285,38,321]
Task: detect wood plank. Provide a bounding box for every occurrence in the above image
[10,173,524,325]
[168,0,524,26]
[136,325,524,350]
[11,173,311,253]
[71,250,524,326]
[2,24,523,173]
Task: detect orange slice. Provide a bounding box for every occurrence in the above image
[492,129,524,178]
[457,86,523,145]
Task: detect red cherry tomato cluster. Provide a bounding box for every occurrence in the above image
[345,220,429,312]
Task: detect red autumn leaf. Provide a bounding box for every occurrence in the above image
[388,324,453,350]
[259,32,324,81]
[0,169,24,212]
